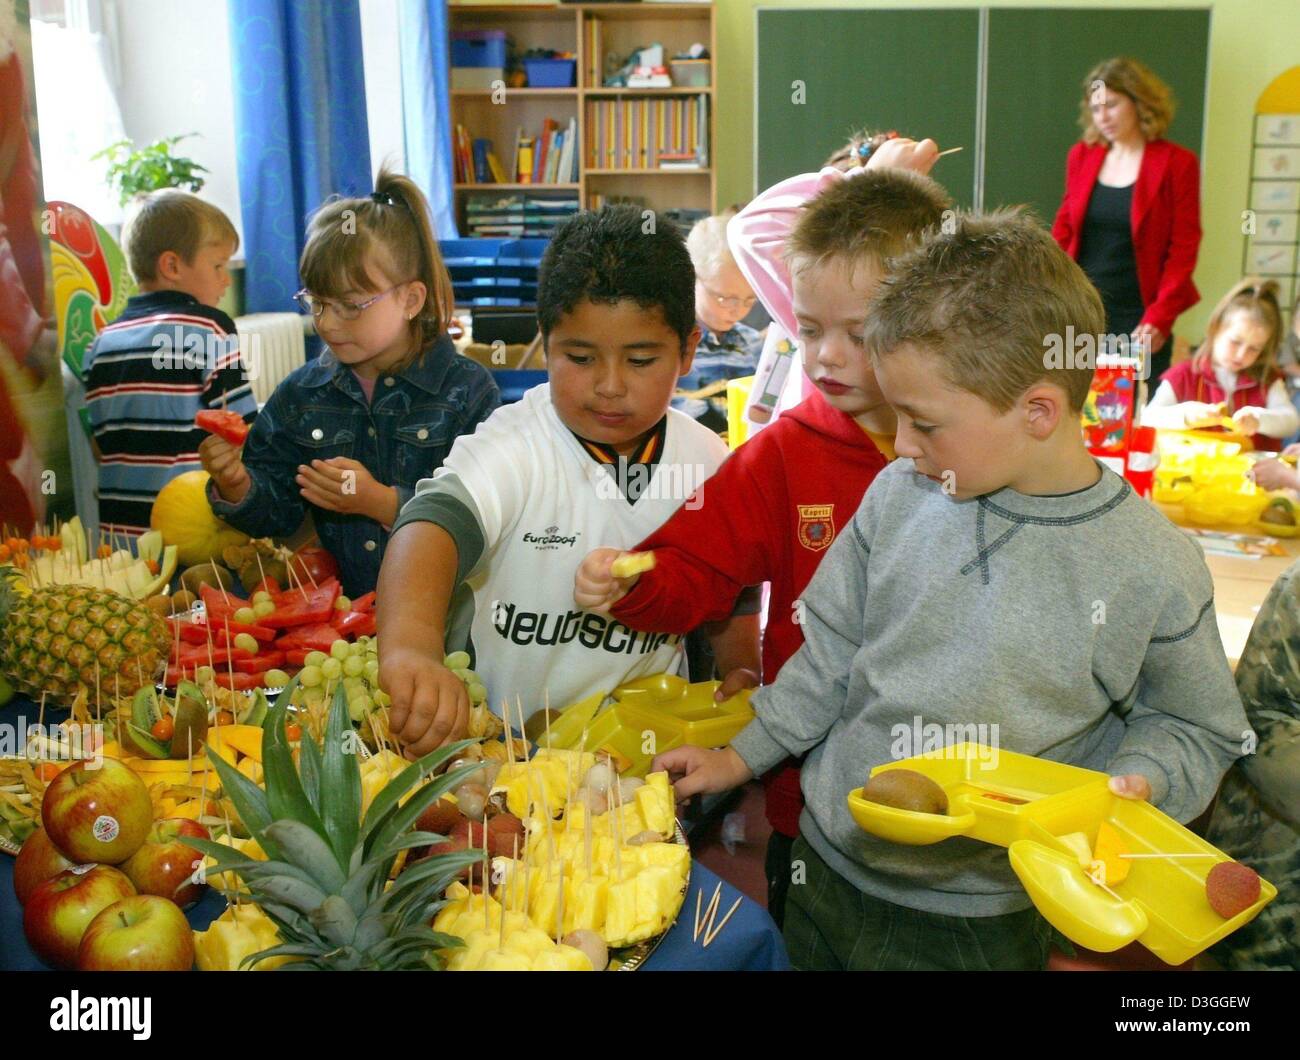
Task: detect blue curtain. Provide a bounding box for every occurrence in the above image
[399,0,457,238]
[228,0,373,313]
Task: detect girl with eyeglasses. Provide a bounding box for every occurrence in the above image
[199,168,499,595]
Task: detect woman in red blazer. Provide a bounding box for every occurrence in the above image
[1052,57,1202,385]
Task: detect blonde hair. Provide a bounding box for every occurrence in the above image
[1079,57,1175,144]
[786,167,951,280]
[686,210,739,278]
[1194,278,1283,387]
[122,189,238,284]
[863,208,1104,413]
[299,166,455,366]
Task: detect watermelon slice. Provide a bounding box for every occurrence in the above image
[350,591,376,613]
[232,650,285,674]
[171,616,276,645]
[170,642,254,668]
[198,583,246,623]
[262,578,340,629]
[273,622,340,653]
[332,610,376,638]
[195,409,251,446]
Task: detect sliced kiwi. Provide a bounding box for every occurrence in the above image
[126,687,168,758]
[171,588,198,613]
[1260,500,1296,526]
[127,723,171,760]
[169,694,209,759]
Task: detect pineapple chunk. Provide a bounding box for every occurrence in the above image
[236,757,264,785]
[1058,831,1093,868]
[533,945,594,971]
[193,903,288,971]
[636,771,676,837]
[207,724,264,763]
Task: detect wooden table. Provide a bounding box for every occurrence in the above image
[1156,504,1300,668]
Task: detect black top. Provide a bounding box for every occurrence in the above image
[1076,182,1145,336]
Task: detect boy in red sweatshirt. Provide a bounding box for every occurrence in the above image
[574,158,951,924]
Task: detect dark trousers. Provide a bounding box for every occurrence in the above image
[783,835,1054,971]
[764,830,796,929]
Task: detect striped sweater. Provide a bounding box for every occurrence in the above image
[83,290,256,535]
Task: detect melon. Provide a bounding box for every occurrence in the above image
[151,470,249,567]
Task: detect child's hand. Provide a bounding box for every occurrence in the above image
[655,745,753,801]
[1248,458,1300,492]
[1131,322,1167,355]
[1232,408,1261,435]
[1108,774,1152,801]
[297,457,398,524]
[863,137,939,175]
[573,547,641,614]
[1182,401,1225,429]
[199,434,251,503]
[715,667,760,702]
[381,648,470,757]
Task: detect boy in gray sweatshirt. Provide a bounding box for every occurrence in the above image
[659,210,1252,970]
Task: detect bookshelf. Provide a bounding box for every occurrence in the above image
[447,1,716,237]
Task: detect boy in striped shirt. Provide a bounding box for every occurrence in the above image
[83,191,254,536]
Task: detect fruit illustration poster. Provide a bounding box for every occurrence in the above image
[0,0,68,535]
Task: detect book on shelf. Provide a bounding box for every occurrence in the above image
[587,95,709,170]
[516,133,535,184]
[472,139,492,184]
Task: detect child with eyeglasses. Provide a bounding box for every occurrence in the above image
[672,210,765,432]
[199,168,499,595]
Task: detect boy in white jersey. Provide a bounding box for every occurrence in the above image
[377,206,759,754]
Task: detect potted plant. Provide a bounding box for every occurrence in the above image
[93,133,208,206]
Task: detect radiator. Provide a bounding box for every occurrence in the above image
[235,312,311,405]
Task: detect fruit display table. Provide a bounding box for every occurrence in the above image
[0,839,787,972]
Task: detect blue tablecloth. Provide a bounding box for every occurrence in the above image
[0,845,787,972]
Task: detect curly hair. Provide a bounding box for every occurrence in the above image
[1079,57,1176,144]
[536,205,696,348]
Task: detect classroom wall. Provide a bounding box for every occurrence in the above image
[715,0,1300,339]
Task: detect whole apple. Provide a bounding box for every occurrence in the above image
[42,758,152,864]
[13,826,78,905]
[23,864,137,969]
[78,894,196,971]
[122,818,210,908]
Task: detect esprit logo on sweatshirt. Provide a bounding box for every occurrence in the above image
[797,504,835,551]
[522,525,579,550]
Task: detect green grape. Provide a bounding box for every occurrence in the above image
[253,599,276,618]
[348,641,364,657]
[330,639,349,661]
[233,607,256,625]
[343,655,365,677]
[468,682,487,704]
[352,693,372,714]
[304,651,327,668]
[347,697,370,723]
[335,595,351,612]
[373,690,391,708]
[195,665,216,685]
[364,659,379,682]
[442,651,471,671]
[233,632,258,654]
[264,668,290,687]
[300,665,323,688]
[322,658,342,680]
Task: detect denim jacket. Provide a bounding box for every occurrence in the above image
[207,335,499,595]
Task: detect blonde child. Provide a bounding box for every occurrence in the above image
[201,168,499,595]
[1143,278,1296,451]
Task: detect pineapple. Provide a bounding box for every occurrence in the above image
[0,579,170,705]
[184,681,485,970]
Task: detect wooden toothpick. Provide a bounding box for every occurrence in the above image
[702,895,743,948]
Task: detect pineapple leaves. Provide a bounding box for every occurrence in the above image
[359,738,477,846]
[297,729,322,814]
[363,757,486,873]
[319,682,361,872]
[192,746,279,859]
[262,696,326,841]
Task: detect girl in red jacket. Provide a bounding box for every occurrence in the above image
[574,150,951,925]
[1143,279,1296,451]
[1052,57,1201,386]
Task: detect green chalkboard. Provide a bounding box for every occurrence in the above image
[983,8,1209,224]
[754,7,1209,223]
[755,8,980,206]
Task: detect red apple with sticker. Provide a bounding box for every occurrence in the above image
[22,864,137,969]
[77,893,195,971]
[41,758,152,864]
[122,818,210,907]
[12,827,77,905]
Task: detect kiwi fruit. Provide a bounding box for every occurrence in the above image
[144,594,173,618]
[171,588,198,613]
[169,694,209,760]
[180,562,235,597]
[860,768,949,815]
[1260,500,1296,526]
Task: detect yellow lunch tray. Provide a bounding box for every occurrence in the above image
[611,674,755,749]
[847,744,1276,965]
